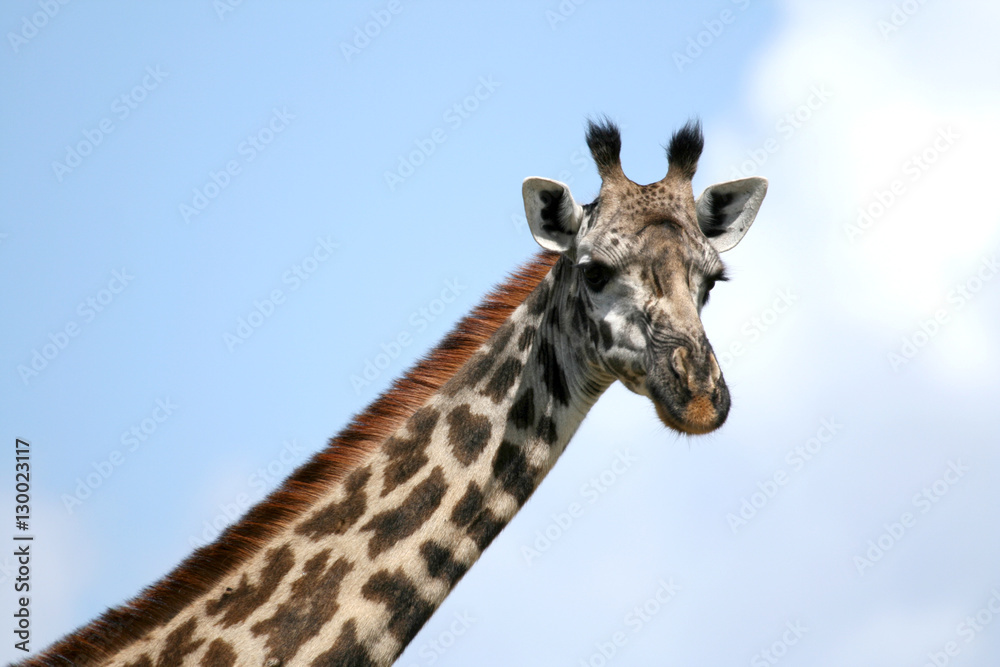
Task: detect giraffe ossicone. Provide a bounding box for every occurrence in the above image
[27,119,766,667]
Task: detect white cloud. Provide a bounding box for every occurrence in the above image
[720,0,1000,378]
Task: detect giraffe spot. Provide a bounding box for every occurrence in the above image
[250,550,354,664]
[529,281,551,315]
[508,388,535,431]
[154,618,205,667]
[466,354,494,381]
[517,325,536,351]
[206,544,294,628]
[309,619,375,667]
[123,656,153,667]
[361,569,435,648]
[466,508,505,550]
[446,404,492,466]
[599,321,614,351]
[536,338,570,405]
[551,258,570,284]
[536,415,558,445]
[420,540,468,587]
[200,639,237,667]
[382,407,440,497]
[447,352,495,396]
[548,305,562,331]
[571,297,588,333]
[491,320,516,354]
[450,482,484,528]
[361,467,447,559]
[295,465,372,539]
[492,440,536,506]
[482,357,522,403]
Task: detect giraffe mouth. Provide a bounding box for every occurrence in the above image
[646,371,730,435]
[652,395,726,435]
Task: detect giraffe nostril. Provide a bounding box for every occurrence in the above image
[670,347,688,378]
[670,347,691,384]
[670,347,701,388]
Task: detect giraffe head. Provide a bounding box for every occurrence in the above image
[522,120,767,434]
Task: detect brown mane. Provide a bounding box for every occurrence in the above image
[26,250,559,667]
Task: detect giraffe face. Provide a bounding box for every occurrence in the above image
[573,198,730,434]
[523,121,767,435]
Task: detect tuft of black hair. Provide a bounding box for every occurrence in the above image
[697,190,736,237]
[666,119,704,179]
[585,117,623,178]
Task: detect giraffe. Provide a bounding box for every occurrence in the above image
[25,119,766,667]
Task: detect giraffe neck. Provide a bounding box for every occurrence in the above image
[286,256,611,664]
[29,254,614,667]
[182,257,605,665]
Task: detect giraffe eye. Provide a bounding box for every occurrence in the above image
[580,262,613,291]
[701,279,716,306]
[701,270,728,306]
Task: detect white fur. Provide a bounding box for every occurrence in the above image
[521,177,584,253]
[695,177,768,253]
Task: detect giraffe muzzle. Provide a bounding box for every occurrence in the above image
[647,345,730,435]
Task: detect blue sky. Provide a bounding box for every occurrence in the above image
[2,1,1000,665]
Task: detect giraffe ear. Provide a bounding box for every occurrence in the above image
[695,177,768,252]
[522,177,584,254]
